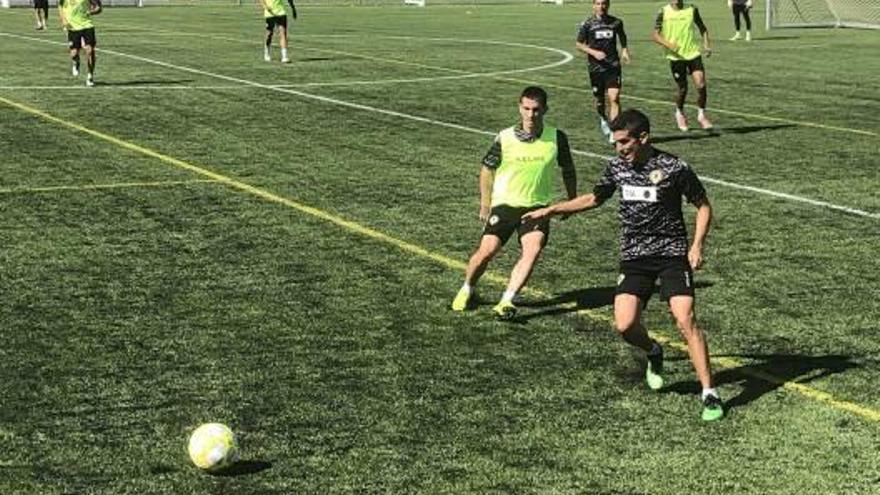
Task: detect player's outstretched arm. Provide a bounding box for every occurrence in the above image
[523,194,600,221]
[688,197,712,270]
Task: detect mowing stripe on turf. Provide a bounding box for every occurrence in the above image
[1,31,876,220]
[0,179,219,195]
[3,94,878,424]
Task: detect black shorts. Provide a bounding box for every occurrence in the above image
[616,256,694,302]
[482,204,550,246]
[34,0,49,9]
[67,28,96,50]
[670,57,704,84]
[265,15,287,31]
[589,68,622,97]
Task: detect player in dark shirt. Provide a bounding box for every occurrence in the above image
[576,0,630,143]
[523,109,723,421]
[728,0,753,41]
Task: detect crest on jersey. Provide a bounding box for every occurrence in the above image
[489,215,500,226]
[649,169,666,184]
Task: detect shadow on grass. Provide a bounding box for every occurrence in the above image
[513,281,714,323]
[652,123,795,143]
[211,460,273,477]
[663,353,860,410]
[95,79,196,86]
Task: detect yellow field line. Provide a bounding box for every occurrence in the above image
[0,179,219,195]
[2,94,877,423]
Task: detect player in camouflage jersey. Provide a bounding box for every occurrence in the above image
[524,109,723,421]
[576,0,630,143]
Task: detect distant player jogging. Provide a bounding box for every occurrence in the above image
[261,0,297,63]
[34,0,49,30]
[59,0,102,87]
[523,109,724,421]
[576,0,631,143]
[728,0,753,41]
[451,86,578,321]
[651,0,714,131]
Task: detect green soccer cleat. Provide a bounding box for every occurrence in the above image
[492,300,517,321]
[701,394,725,421]
[451,287,471,312]
[645,344,664,391]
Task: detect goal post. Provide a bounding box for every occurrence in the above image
[766,0,880,29]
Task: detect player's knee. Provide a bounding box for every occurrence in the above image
[614,317,638,334]
[675,315,699,337]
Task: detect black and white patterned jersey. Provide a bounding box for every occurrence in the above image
[576,15,628,73]
[592,149,707,260]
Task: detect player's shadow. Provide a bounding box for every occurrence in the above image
[515,281,714,323]
[652,123,795,143]
[662,353,861,411]
[300,57,334,62]
[96,79,196,86]
[211,460,273,477]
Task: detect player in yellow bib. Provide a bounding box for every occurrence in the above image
[58,0,102,87]
[260,0,297,63]
[451,86,578,320]
[651,0,713,131]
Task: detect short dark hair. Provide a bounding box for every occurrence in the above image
[520,86,548,108]
[610,109,650,137]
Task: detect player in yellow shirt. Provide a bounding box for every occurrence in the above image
[451,86,578,320]
[59,0,102,87]
[651,0,713,131]
[260,0,297,63]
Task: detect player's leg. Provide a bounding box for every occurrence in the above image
[614,294,665,390]
[84,44,95,86]
[668,295,723,420]
[493,228,546,320]
[670,61,689,131]
[452,234,504,311]
[453,205,517,311]
[691,64,713,129]
[589,71,611,138]
[279,17,290,63]
[615,259,665,389]
[606,70,622,123]
[743,5,753,40]
[731,4,742,39]
[68,31,81,77]
[83,29,96,86]
[264,18,275,61]
[34,6,43,29]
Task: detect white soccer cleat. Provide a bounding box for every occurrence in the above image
[729,32,741,41]
[281,57,290,63]
[85,76,94,87]
[72,64,80,77]
[263,52,271,62]
[745,31,752,41]
[675,112,689,132]
[599,118,611,137]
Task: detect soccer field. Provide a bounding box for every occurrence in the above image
[1,1,879,493]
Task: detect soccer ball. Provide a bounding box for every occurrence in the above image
[187,423,239,471]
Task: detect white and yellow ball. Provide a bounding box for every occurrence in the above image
[188,423,239,471]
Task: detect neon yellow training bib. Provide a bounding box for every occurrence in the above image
[491,126,559,208]
[660,4,702,61]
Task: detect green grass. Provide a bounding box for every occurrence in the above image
[1,2,879,493]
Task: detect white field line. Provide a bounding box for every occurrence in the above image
[1,31,877,220]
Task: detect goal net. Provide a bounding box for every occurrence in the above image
[766,0,880,29]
